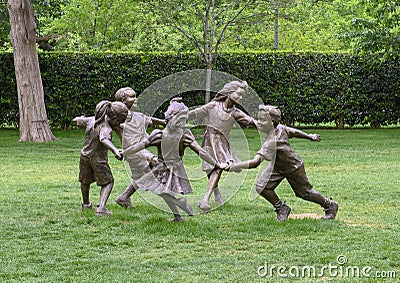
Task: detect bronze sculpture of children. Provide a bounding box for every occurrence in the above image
[113,87,165,208]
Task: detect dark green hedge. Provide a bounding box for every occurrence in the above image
[1,51,399,129]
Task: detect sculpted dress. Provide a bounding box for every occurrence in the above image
[189,100,254,174]
[135,128,217,196]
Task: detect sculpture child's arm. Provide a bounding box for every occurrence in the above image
[101,138,123,161]
[228,154,264,172]
[122,141,146,156]
[188,103,211,121]
[287,126,320,142]
[73,116,91,129]
[234,109,258,129]
[149,117,166,127]
[122,130,162,155]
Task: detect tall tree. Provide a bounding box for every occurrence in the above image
[8,0,55,142]
[39,0,352,53]
[272,0,296,49]
[147,0,270,102]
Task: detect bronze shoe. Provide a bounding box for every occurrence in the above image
[275,203,291,221]
[115,196,134,209]
[322,199,338,219]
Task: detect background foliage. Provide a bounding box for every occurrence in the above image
[1,51,399,129]
[1,0,398,57]
[0,1,399,129]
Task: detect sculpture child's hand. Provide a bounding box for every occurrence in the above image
[73,115,90,129]
[220,160,241,172]
[216,162,229,170]
[114,150,123,161]
[309,134,321,142]
[215,159,232,170]
[227,163,242,173]
[72,115,85,121]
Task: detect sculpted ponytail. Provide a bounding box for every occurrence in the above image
[94,100,112,128]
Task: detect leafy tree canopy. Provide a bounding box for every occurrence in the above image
[1,0,399,61]
[342,0,400,60]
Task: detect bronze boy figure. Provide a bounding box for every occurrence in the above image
[229,105,338,221]
[74,101,128,216]
[113,87,165,208]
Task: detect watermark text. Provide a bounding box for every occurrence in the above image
[257,255,397,279]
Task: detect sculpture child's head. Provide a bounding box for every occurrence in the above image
[165,97,189,130]
[95,101,128,130]
[214,80,248,104]
[115,87,137,110]
[258,104,281,132]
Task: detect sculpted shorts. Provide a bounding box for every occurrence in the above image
[79,154,114,186]
[257,164,313,196]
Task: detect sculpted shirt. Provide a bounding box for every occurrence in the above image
[81,117,112,161]
[122,111,155,180]
[257,124,304,175]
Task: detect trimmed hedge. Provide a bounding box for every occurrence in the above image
[1,51,399,129]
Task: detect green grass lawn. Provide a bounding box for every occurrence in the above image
[0,127,399,282]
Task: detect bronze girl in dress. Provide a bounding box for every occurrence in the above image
[189,81,257,213]
[124,98,225,221]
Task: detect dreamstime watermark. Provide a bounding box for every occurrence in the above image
[257,255,397,279]
[122,69,273,213]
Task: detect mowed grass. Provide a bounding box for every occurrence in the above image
[0,127,399,282]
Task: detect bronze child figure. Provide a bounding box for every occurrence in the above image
[188,80,257,213]
[229,105,338,221]
[113,87,165,208]
[124,98,225,222]
[74,101,128,216]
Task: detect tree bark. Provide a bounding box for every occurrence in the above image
[205,63,212,103]
[274,2,279,49]
[8,0,55,142]
[336,114,345,129]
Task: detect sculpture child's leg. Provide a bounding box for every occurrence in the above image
[198,168,223,213]
[257,172,290,221]
[177,197,193,216]
[213,187,224,205]
[259,187,291,221]
[80,183,93,210]
[95,181,113,216]
[287,166,338,219]
[160,193,184,222]
[115,182,136,208]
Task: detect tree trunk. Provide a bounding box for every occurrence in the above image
[370,121,381,129]
[205,65,212,103]
[336,114,345,129]
[274,3,279,49]
[8,0,55,142]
